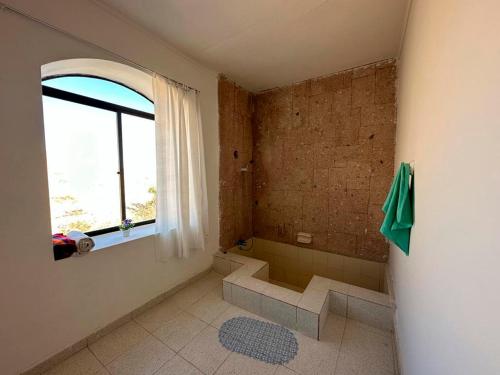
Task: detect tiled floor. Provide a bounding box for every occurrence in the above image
[42,271,396,375]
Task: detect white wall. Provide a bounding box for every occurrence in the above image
[392,0,500,374]
[0,2,219,374]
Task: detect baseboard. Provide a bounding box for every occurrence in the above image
[385,264,403,375]
[21,267,213,375]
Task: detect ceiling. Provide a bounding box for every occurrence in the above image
[100,0,410,91]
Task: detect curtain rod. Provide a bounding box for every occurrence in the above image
[0,2,200,93]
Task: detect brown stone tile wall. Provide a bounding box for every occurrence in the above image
[218,77,254,249]
[252,60,397,262]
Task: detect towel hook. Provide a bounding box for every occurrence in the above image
[409,160,415,174]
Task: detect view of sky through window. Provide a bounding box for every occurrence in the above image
[42,76,156,234]
[43,76,154,114]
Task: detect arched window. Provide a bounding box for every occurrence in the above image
[42,75,156,235]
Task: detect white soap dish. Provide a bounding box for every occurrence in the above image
[296,232,312,244]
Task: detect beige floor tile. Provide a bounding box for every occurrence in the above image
[275,366,297,375]
[106,336,174,375]
[167,272,222,311]
[213,257,232,276]
[347,296,393,332]
[155,355,204,375]
[344,319,393,339]
[134,298,182,332]
[335,367,393,375]
[43,348,104,375]
[191,272,224,294]
[187,288,231,323]
[334,320,394,375]
[169,283,209,309]
[153,313,208,352]
[285,335,337,375]
[214,352,277,375]
[207,270,225,282]
[40,270,395,375]
[286,315,345,375]
[210,305,266,330]
[320,314,347,343]
[89,321,150,365]
[211,284,224,298]
[179,326,231,375]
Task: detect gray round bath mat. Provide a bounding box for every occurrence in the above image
[218,316,298,365]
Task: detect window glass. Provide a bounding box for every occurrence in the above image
[122,114,157,222]
[43,76,154,114]
[43,97,121,233]
[42,75,156,235]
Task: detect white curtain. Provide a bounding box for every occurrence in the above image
[153,75,208,259]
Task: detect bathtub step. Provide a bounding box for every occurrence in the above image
[213,251,393,339]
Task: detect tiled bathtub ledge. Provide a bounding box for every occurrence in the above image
[213,251,393,339]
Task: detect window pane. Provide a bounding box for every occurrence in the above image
[43,97,121,233]
[122,114,157,222]
[43,76,154,114]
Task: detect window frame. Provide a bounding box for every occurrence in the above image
[42,75,156,237]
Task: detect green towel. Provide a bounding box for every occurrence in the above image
[380,162,414,255]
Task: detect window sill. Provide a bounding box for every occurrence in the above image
[91,224,156,252]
